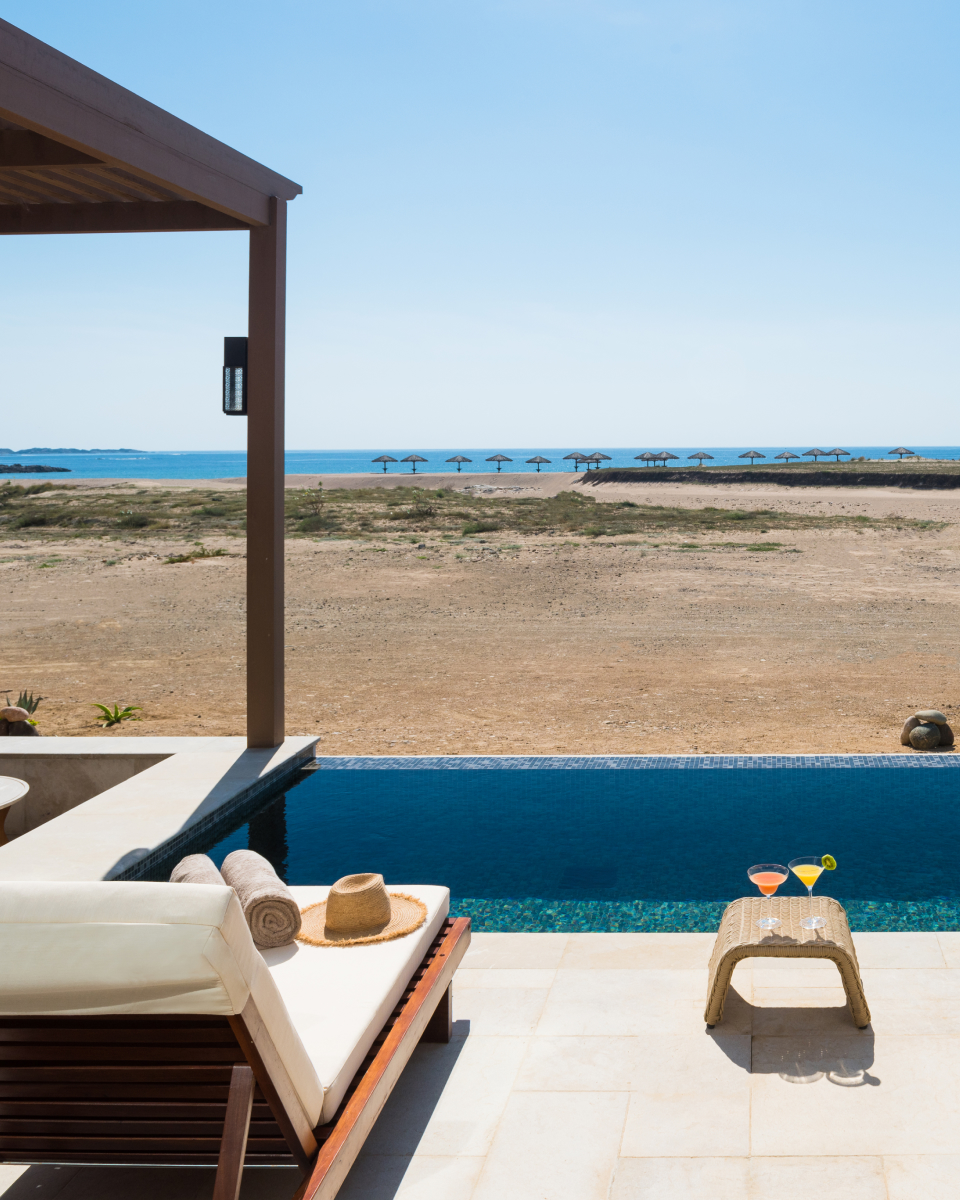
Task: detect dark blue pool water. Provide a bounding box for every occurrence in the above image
[157,755,960,932]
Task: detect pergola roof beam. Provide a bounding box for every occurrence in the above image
[0,18,301,226]
[0,199,251,234]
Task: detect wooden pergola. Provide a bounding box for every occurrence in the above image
[0,19,301,748]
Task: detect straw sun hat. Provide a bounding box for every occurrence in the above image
[297,874,427,947]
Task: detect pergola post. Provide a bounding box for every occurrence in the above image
[246,197,287,747]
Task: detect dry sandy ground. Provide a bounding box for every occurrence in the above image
[2,475,959,755]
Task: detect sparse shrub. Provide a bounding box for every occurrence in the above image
[92,702,142,727]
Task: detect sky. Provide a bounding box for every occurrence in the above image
[2,0,959,451]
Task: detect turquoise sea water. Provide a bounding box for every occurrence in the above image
[2,446,959,480]
[147,756,960,933]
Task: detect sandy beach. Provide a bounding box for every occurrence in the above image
[2,474,957,754]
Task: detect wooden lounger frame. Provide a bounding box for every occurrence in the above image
[0,915,471,1200]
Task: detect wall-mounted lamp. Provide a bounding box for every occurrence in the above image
[223,337,248,415]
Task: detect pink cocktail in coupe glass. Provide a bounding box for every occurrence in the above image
[747,863,789,930]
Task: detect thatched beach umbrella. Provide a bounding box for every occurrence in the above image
[888,447,916,460]
[657,452,679,466]
[826,448,850,463]
[526,456,551,473]
[401,454,428,474]
[486,454,513,473]
[583,453,612,470]
[688,452,714,466]
[635,452,657,467]
[372,455,398,474]
[738,450,766,464]
[446,455,472,473]
[564,452,588,471]
[803,448,827,462]
[774,451,799,464]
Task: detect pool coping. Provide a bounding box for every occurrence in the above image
[0,736,318,882]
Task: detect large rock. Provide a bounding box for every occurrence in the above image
[909,723,941,750]
[901,716,921,745]
[938,723,955,748]
[0,707,29,722]
[0,719,39,737]
[915,709,948,725]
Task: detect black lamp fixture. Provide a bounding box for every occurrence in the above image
[223,337,248,415]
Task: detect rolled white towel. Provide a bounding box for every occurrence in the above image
[170,854,227,886]
[220,849,301,949]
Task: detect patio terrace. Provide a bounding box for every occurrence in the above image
[0,928,954,1199]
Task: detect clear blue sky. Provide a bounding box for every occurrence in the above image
[2,1,959,451]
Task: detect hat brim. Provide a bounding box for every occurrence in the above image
[296,892,427,947]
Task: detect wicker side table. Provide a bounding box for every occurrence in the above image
[704,895,871,1029]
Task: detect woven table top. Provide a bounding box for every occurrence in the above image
[710,895,856,961]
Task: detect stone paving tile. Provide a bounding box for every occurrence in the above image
[611,1156,887,1199]
[559,932,717,970]
[515,1035,642,1092]
[852,932,946,969]
[337,1155,484,1200]
[883,1154,960,1199]
[751,1033,960,1156]
[360,1035,528,1158]
[471,1091,628,1200]
[455,968,556,989]
[619,1034,751,1157]
[461,932,568,969]
[936,932,960,968]
[538,969,752,1035]
[450,982,549,1035]
[611,1157,747,1198]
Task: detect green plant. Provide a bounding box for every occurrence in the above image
[164,545,228,565]
[295,513,340,534]
[92,702,142,727]
[6,691,43,715]
[302,482,324,516]
[117,512,150,528]
[462,520,501,535]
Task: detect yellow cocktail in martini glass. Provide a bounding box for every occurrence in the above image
[789,856,826,929]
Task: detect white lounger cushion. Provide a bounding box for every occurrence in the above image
[0,881,325,1141]
[263,885,449,1123]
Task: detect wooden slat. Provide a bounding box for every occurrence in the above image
[0,1137,288,1154]
[0,1045,244,1063]
[0,1083,236,1101]
[0,1151,293,1166]
[0,1101,275,1121]
[0,1119,280,1137]
[0,1066,236,1083]
[0,1026,237,1045]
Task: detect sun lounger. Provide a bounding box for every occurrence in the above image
[704,895,870,1028]
[0,881,470,1200]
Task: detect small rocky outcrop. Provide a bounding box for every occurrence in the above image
[901,709,953,750]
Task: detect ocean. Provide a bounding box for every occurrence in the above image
[1,447,958,481]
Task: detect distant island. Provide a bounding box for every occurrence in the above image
[0,462,71,473]
[0,447,145,455]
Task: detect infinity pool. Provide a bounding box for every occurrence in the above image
[148,755,960,932]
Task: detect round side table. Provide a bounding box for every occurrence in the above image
[0,777,29,846]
